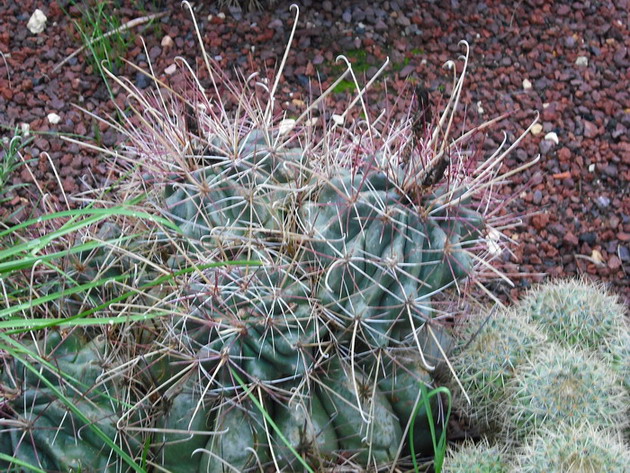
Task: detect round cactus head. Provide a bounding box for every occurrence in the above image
[0,332,143,472]
[162,128,309,252]
[502,344,628,440]
[519,278,628,352]
[166,250,320,387]
[301,167,483,350]
[514,424,630,473]
[442,439,510,473]
[449,308,547,431]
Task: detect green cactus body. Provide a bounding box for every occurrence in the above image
[302,169,482,348]
[450,310,547,431]
[442,440,510,473]
[155,390,213,473]
[503,344,628,439]
[272,392,339,470]
[180,259,318,381]
[316,361,403,466]
[608,329,630,393]
[5,396,120,472]
[164,129,305,247]
[0,333,140,472]
[377,352,441,457]
[514,424,630,473]
[200,400,270,473]
[520,278,629,353]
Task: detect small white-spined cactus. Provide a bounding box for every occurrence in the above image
[502,344,628,440]
[519,278,628,353]
[450,308,547,432]
[513,423,630,473]
[442,439,511,473]
[607,328,630,393]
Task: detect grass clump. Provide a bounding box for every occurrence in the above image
[67,0,131,75]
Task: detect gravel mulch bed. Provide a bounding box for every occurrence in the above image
[0,0,628,303]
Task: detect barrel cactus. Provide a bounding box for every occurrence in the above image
[154,387,213,472]
[271,390,339,470]
[374,350,444,457]
[163,129,308,252]
[301,167,482,350]
[315,359,403,466]
[170,252,319,385]
[200,398,271,473]
[0,332,142,472]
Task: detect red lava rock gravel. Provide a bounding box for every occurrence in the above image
[0,0,628,303]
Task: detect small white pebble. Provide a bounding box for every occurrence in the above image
[530,123,543,136]
[575,56,588,66]
[522,78,532,90]
[278,118,296,136]
[476,101,485,115]
[486,227,503,255]
[217,12,226,19]
[332,114,344,126]
[160,35,174,48]
[20,123,30,137]
[588,163,595,172]
[544,131,559,145]
[27,9,47,34]
[47,112,61,124]
[164,63,177,75]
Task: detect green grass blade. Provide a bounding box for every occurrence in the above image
[0,273,129,319]
[3,260,261,333]
[0,453,47,473]
[0,205,178,261]
[409,383,452,473]
[0,308,171,330]
[0,234,139,274]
